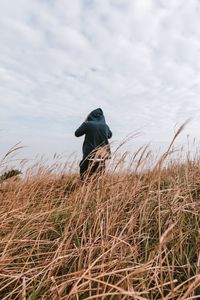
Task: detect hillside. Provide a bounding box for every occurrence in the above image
[0,151,199,299]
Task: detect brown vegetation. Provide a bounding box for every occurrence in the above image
[0,129,199,299]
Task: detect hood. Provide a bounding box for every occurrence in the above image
[88,108,106,123]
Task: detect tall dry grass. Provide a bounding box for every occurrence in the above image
[0,129,200,299]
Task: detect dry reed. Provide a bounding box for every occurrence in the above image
[0,129,199,299]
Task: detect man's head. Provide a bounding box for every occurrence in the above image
[88,108,105,122]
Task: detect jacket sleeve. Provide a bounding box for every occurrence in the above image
[107,127,112,139]
[75,122,88,137]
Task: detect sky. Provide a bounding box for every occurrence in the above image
[0,0,200,162]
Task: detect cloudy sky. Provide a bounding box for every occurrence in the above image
[0,0,200,160]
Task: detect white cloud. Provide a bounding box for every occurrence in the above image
[0,0,200,160]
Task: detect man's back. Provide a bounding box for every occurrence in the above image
[75,108,112,160]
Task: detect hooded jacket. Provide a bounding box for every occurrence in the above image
[75,108,112,160]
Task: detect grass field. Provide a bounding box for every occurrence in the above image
[0,130,200,299]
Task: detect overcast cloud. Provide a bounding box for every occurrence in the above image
[0,0,200,160]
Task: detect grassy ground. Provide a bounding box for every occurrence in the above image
[0,136,200,299]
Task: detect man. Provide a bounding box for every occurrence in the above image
[75,108,112,179]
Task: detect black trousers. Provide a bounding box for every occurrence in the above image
[79,159,105,180]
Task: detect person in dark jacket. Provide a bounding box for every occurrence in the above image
[75,108,112,179]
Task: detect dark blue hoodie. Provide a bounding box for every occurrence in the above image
[75,108,112,160]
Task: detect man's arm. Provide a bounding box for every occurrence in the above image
[75,122,88,137]
[107,127,112,139]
